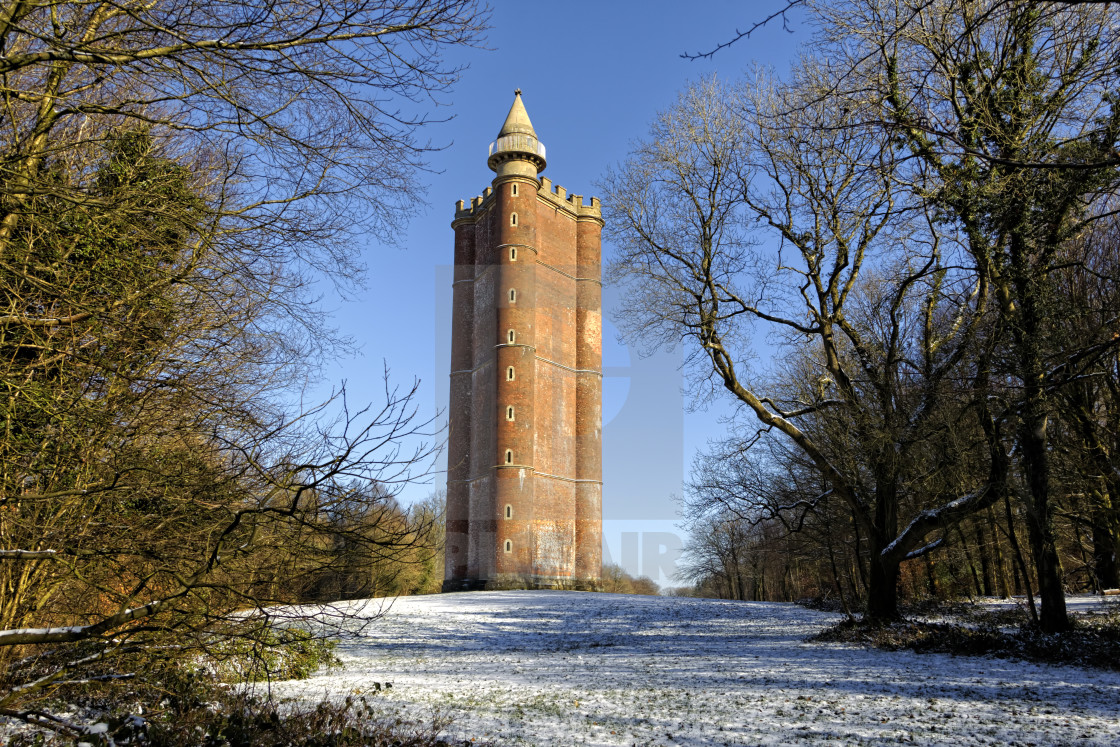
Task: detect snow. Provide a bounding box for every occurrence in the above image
[979,594,1109,616]
[266,591,1120,746]
[0,624,85,638]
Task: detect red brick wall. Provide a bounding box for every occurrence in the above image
[444,219,474,583]
[444,171,601,590]
[575,217,603,579]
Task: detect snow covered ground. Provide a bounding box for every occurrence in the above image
[268,591,1120,746]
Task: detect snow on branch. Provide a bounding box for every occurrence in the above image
[881,486,996,565]
[0,549,60,559]
[903,537,944,560]
[0,548,105,560]
[0,597,171,646]
[0,707,86,740]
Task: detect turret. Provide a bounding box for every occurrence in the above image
[488,89,547,180]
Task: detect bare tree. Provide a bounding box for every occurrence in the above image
[671,0,1120,632]
[0,0,486,256]
[1050,215,1120,591]
[820,0,1120,632]
[683,428,866,611]
[603,72,997,622]
[681,1,804,60]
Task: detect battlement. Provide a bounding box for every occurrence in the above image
[453,177,601,224]
[538,176,602,219]
[453,187,496,221]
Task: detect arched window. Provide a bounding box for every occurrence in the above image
[504,540,513,553]
[505,504,513,519]
[510,212,518,226]
[507,366,515,381]
[506,406,515,421]
[505,449,513,464]
[510,247,517,261]
[508,329,515,344]
[509,288,517,303]
[511,183,519,197]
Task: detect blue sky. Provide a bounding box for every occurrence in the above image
[317,2,808,582]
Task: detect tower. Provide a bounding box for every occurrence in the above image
[443,91,603,591]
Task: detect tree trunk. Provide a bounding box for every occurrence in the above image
[866,550,900,622]
[866,478,900,621]
[1004,493,1039,624]
[988,506,1011,598]
[1064,394,1119,591]
[852,516,868,592]
[957,524,983,598]
[826,532,852,616]
[974,518,994,596]
[1093,476,1120,590]
[1069,496,1096,593]
[1021,412,1070,632]
[924,554,940,599]
[1092,513,1119,590]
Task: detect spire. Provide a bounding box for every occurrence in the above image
[488,89,546,177]
[497,89,537,139]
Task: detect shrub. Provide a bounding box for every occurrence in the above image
[206,625,342,683]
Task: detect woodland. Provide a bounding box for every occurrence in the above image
[0,1,484,743]
[608,0,1120,634]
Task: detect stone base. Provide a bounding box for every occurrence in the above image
[441,578,489,593]
[442,574,602,593]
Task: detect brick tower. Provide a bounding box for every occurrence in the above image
[443,91,603,591]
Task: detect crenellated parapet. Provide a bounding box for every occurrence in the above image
[453,178,602,225]
[452,193,491,222]
[537,177,602,223]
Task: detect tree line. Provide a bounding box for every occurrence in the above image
[604,0,1120,632]
[0,0,482,740]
